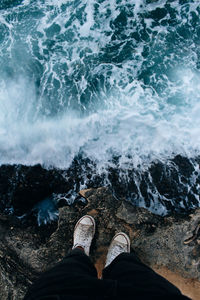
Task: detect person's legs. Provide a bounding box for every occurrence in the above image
[103,251,183,298]
[24,215,116,300]
[102,232,190,299]
[24,215,102,300]
[24,248,101,299]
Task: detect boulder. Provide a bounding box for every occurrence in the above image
[0,187,200,299]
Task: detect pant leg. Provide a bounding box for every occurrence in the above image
[24,249,99,300]
[102,252,189,299]
[24,249,116,300]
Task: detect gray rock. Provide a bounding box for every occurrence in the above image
[0,187,200,299]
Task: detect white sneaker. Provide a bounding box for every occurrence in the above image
[105,232,130,268]
[72,215,95,256]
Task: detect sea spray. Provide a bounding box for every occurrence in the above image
[0,0,200,219]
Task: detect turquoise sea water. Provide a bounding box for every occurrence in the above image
[0,0,200,216]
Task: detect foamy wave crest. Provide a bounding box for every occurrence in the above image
[0,73,200,169]
[0,0,200,215]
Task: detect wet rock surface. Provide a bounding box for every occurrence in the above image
[0,187,200,299]
[0,164,68,215]
[0,156,199,218]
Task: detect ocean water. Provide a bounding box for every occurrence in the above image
[0,0,200,216]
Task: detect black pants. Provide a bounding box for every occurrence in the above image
[24,249,190,300]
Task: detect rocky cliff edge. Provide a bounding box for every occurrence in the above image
[0,187,200,299]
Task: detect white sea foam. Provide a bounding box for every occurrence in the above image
[0,69,200,171]
[0,0,200,217]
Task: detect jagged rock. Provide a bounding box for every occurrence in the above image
[0,187,200,299]
[0,164,69,215]
[0,156,199,218]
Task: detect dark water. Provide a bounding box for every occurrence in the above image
[0,0,200,218]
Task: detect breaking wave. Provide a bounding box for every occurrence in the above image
[0,0,200,216]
